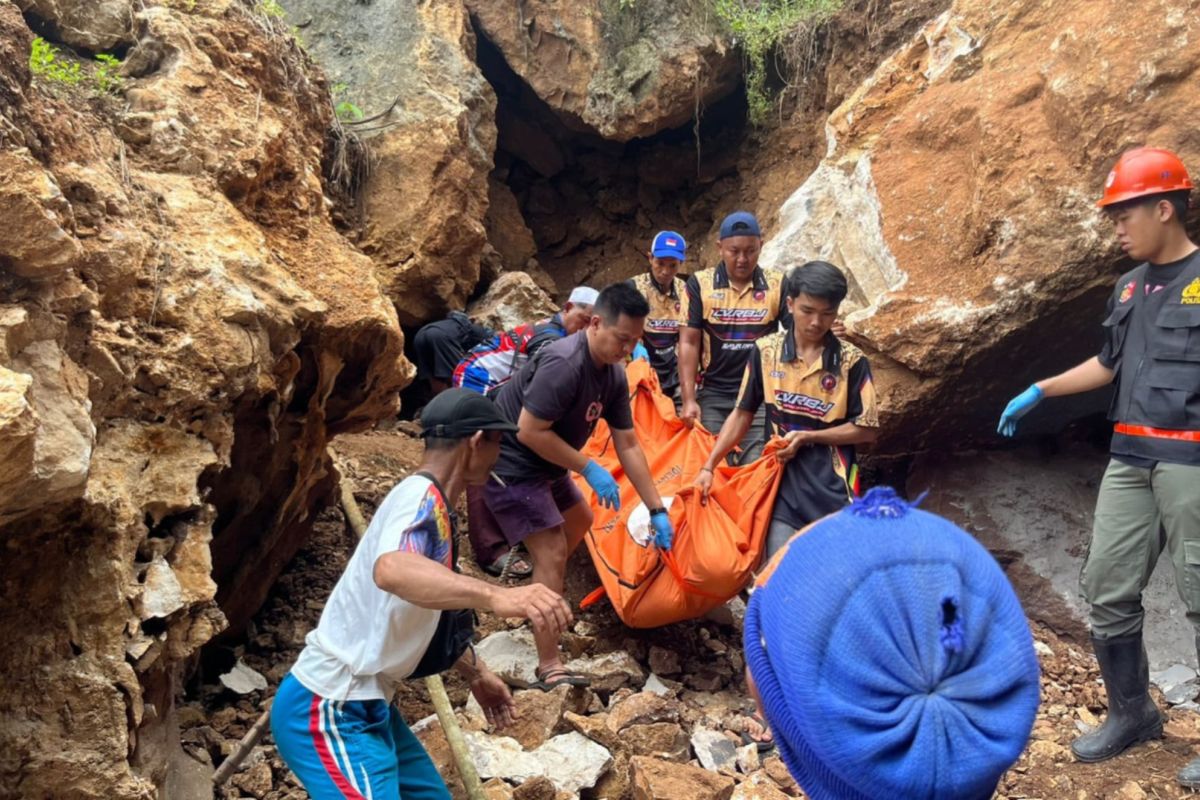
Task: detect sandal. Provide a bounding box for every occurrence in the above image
[529,665,591,691]
[734,708,775,752]
[482,550,533,579]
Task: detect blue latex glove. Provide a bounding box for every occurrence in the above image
[997,384,1044,437]
[631,342,649,362]
[650,510,673,550]
[581,459,621,510]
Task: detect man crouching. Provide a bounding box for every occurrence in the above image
[270,389,573,799]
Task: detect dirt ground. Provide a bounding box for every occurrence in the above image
[190,429,1200,799]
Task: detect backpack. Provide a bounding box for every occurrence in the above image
[452,323,539,396]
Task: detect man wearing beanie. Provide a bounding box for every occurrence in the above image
[997,148,1200,784]
[628,231,689,404]
[744,487,1041,800]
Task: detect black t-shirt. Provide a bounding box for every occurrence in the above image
[492,332,634,484]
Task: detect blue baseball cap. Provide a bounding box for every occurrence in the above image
[718,211,761,240]
[651,231,687,260]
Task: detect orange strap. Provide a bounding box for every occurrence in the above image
[1115,423,1200,443]
[579,586,607,609]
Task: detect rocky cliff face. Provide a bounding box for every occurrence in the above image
[0,0,409,795]
[761,0,1200,452]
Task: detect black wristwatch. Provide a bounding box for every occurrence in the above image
[648,507,667,516]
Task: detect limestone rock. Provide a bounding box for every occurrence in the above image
[15,0,134,51]
[485,177,540,272]
[0,148,83,279]
[0,0,410,796]
[230,760,272,799]
[464,684,585,749]
[483,777,516,800]
[512,776,556,800]
[758,0,1200,452]
[623,722,690,761]
[218,660,268,696]
[284,0,497,326]
[468,731,612,796]
[566,650,646,693]
[643,673,676,698]
[476,628,540,688]
[731,772,792,800]
[467,272,559,334]
[630,756,735,800]
[691,728,739,772]
[468,0,739,141]
[608,692,680,732]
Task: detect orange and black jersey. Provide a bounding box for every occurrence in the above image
[685,263,785,396]
[628,273,687,394]
[736,330,879,529]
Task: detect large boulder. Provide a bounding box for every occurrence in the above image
[14,0,135,51]
[0,2,409,796]
[468,0,739,141]
[759,0,1200,453]
[285,0,497,326]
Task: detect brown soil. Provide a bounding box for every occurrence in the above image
[192,429,1200,799]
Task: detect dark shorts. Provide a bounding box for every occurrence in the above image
[480,475,584,545]
[412,326,464,382]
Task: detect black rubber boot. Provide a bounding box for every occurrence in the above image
[1176,635,1200,788]
[1071,632,1163,763]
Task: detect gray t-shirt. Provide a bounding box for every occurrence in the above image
[492,332,634,484]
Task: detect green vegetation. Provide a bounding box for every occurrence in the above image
[30,36,128,96]
[331,83,363,122]
[713,0,843,126]
[29,36,83,86]
[94,53,124,94]
[259,0,286,19]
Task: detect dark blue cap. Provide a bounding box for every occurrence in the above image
[651,231,687,260]
[719,211,761,240]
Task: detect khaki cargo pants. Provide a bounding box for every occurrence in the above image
[1081,459,1200,639]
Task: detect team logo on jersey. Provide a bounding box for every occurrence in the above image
[774,390,835,418]
[709,291,725,300]
[675,301,681,312]
[1182,277,1200,305]
[585,401,604,422]
[1119,281,1135,304]
[820,372,838,392]
[770,370,785,378]
[647,317,680,333]
[712,308,769,323]
[754,290,766,301]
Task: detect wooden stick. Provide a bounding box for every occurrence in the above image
[211,697,272,786]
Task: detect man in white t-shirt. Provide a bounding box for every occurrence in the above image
[270,389,574,799]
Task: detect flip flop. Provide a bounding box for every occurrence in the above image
[482,551,533,579]
[736,709,775,753]
[528,665,591,691]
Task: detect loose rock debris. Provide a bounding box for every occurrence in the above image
[191,432,1200,798]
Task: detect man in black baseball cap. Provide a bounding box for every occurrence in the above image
[272,388,571,799]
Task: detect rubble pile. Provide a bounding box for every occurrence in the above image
[189,432,1200,800]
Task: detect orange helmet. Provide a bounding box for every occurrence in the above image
[1097,147,1194,207]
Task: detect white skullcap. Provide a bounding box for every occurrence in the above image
[568,286,599,306]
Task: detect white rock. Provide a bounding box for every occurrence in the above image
[476,628,539,687]
[138,555,185,619]
[735,742,760,774]
[704,596,746,629]
[643,673,674,698]
[1033,641,1055,658]
[565,650,645,691]
[1165,679,1199,706]
[219,660,268,695]
[468,731,611,795]
[691,727,738,772]
[1151,663,1196,691]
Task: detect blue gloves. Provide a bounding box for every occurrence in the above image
[631,342,649,362]
[997,384,1044,437]
[581,459,621,510]
[650,510,673,550]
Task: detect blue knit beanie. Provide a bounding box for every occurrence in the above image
[744,487,1040,800]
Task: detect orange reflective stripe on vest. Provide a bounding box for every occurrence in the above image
[1115,423,1200,442]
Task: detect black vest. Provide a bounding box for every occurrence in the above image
[1102,255,1200,431]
